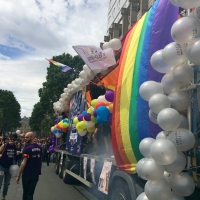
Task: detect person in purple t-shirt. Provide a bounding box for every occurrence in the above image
[16,132,42,200]
[0,134,17,200]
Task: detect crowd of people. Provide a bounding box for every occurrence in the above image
[0,133,52,200]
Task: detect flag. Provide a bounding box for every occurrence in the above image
[46,58,72,72]
[72,45,116,70]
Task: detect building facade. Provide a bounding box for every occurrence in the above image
[104,0,156,42]
[17,116,31,134]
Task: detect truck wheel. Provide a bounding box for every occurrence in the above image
[54,153,60,175]
[59,157,64,179]
[110,179,131,200]
[63,159,78,184]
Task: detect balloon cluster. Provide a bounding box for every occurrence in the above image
[51,118,69,139]
[136,1,200,199]
[73,90,114,136]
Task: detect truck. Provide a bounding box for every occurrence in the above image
[52,0,200,199]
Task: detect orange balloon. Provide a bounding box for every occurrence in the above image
[95,102,106,109]
[109,104,113,113]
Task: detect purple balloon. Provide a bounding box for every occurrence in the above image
[84,113,91,121]
[78,114,84,121]
[107,114,112,125]
[93,109,97,117]
[105,91,114,102]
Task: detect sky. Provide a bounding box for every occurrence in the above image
[0,0,108,118]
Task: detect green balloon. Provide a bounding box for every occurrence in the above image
[91,99,98,108]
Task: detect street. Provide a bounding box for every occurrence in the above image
[5,163,98,200]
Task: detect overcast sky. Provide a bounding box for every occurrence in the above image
[0,0,108,118]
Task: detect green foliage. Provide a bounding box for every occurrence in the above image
[30,53,84,137]
[0,90,21,134]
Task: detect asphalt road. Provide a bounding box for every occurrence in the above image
[5,163,98,200]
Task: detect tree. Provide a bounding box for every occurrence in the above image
[30,53,84,137]
[0,90,21,134]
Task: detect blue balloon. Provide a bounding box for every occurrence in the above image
[82,110,87,116]
[97,116,106,124]
[53,128,58,134]
[96,106,110,121]
[62,119,67,123]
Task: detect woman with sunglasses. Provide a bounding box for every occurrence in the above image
[0,134,17,200]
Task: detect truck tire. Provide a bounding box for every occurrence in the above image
[109,179,131,200]
[54,153,60,175]
[62,158,78,184]
[59,156,65,179]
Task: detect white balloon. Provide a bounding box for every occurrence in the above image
[79,70,88,79]
[85,121,95,128]
[83,64,91,74]
[186,37,200,65]
[170,191,185,200]
[162,42,187,66]
[64,88,68,93]
[170,172,195,197]
[175,0,200,9]
[168,91,191,111]
[139,138,155,158]
[145,179,171,200]
[142,159,164,181]
[150,50,174,73]
[109,38,122,50]
[56,132,62,138]
[16,130,21,135]
[150,139,177,165]
[156,131,169,140]
[173,64,193,87]
[178,115,189,129]
[162,171,172,183]
[67,84,72,89]
[136,158,148,180]
[139,81,164,101]
[171,17,200,44]
[148,110,158,124]
[161,71,180,95]
[97,95,108,103]
[168,128,195,151]
[78,130,87,136]
[157,108,181,131]
[169,0,178,6]
[149,94,171,114]
[102,42,110,50]
[164,151,186,174]
[136,192,149,200]
[9,165,19,176]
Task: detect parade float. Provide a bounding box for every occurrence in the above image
[49,0,200,199]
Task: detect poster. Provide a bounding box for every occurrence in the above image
[83,157,88,179]
[90,158,96,184]
[98,160,112,194]
[66,88,86,155]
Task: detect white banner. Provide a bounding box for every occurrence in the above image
[73,45,116,70]
[83,157,88,179]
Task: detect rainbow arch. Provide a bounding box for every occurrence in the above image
[112,0,179,174]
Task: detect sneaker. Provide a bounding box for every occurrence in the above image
[2,196,5,200]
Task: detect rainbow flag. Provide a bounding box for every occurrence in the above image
[46,58,72,72]
[112,0,179,174]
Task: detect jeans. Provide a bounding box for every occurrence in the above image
[14,159,22,167]
[0,165,11,196]
[22,176,39,200]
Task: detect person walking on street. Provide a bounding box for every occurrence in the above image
[16,132,42,200]
[15,142,22,167]
[0,134,17,200]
